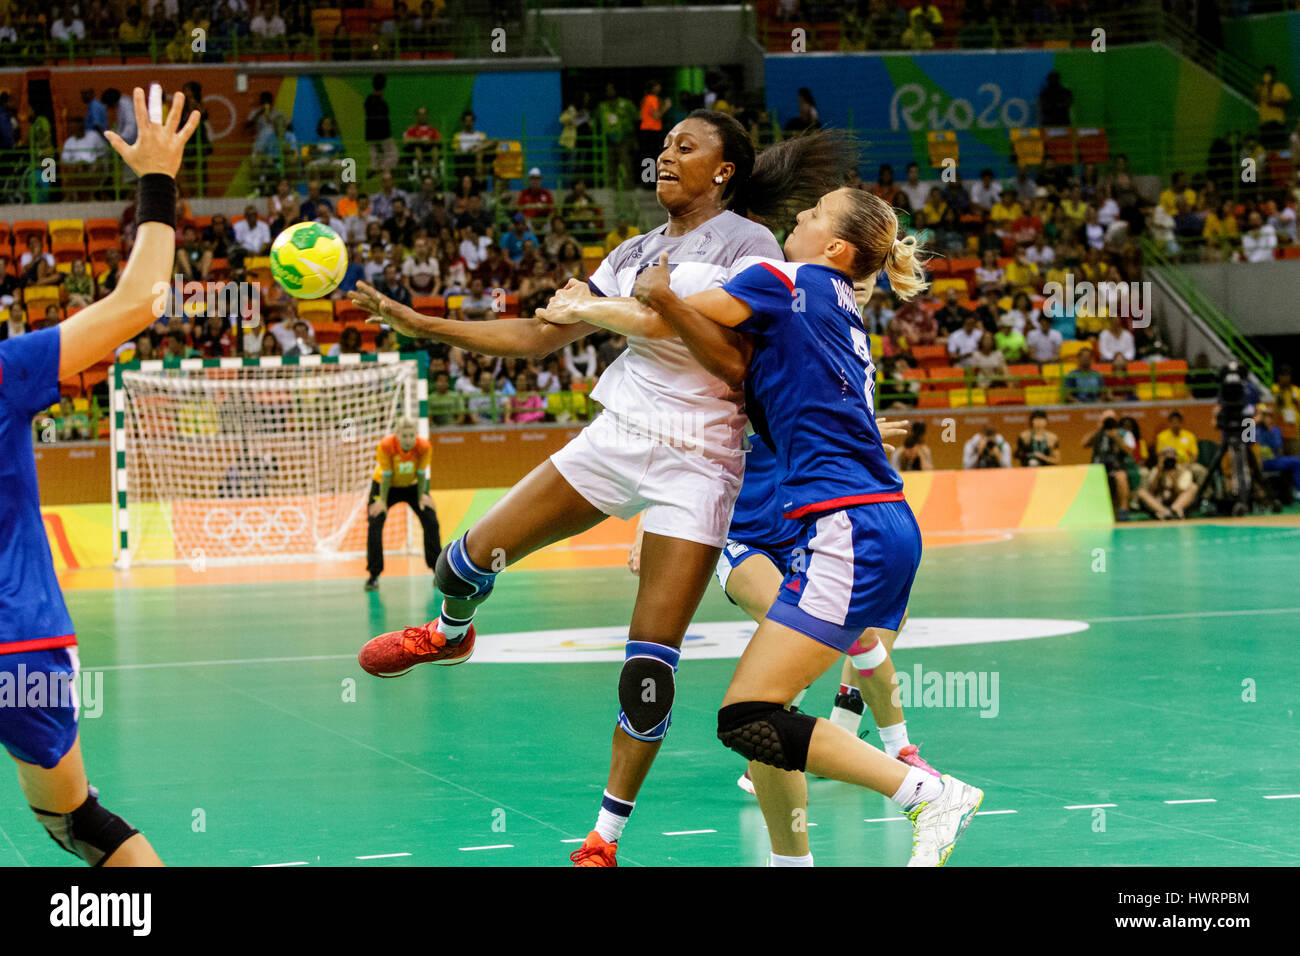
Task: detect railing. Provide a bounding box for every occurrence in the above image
[1141,236,1275,386]
[877,364,1219,410]
[0,129,635,213]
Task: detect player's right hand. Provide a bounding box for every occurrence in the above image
[627,541,641,576]
[104,88,201,178]
[535,283,588,325]
[368,500,388,518]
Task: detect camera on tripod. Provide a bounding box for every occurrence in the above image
[1215,362,1247,433]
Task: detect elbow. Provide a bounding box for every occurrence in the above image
[719,361,748,391]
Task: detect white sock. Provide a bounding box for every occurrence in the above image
[828,706,863,736]
[892,767,943,811]
[594,790,634,843]
[769,851,814,867]
[878,721,911,759]
[438,603,473,642]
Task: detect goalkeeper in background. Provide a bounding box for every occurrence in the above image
[365,417,443,591]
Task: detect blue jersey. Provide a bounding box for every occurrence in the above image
[727,429,798,546]
[724,260,903,521]
[0,329,76,653]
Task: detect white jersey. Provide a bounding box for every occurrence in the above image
[587,210,782,458]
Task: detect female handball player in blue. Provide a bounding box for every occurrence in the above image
[0,88,199,866]
[543,185,982,866]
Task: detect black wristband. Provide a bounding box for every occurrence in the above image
[136,173,177,228]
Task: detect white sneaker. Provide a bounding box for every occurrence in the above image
[906,774,983,867]
[737,770,755,795]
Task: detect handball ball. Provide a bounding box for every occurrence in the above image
[270,222,348,299]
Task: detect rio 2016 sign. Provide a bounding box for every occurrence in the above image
[889,82,1033,131]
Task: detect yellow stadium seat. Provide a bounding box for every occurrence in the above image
[949,388,986,408]
[24,286,61,306]
[296,299,333,321]
[1040,362,1063,380]
[931,277,969,298]
[445,295,465,312]
[56,262,72,274]
[1060,340,1089,360]
[869,333,882,360]
[49,219,85,245]
[1025,384,1060,405]
[1136,383,1157,401]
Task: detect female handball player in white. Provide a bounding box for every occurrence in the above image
[351,111,857,865]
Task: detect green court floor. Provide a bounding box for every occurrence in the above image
[2,523,1298,867]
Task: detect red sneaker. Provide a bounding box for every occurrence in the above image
[569,831,618,867]
[358,618,476,678]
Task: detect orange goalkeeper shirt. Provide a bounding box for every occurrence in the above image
[373,434,432,487]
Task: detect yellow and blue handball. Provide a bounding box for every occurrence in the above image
[270,221,348,299]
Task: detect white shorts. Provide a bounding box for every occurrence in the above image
[550,412,744,549]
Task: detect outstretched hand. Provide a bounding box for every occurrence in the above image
[351,281,424,338]
[536,279,592,326]
[103,87,201,178]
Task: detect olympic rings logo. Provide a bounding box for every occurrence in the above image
[200,505,309,554]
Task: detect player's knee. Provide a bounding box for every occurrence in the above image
[846,636,888,675]
[717,701,816,772]
[434,535,497,600]
[31,787,138,867]
[616,642,679,741]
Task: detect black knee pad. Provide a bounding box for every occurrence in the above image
[616,642,679,741]
[717,701,816,772]
[434,536,496,600]
[32,787,139,867]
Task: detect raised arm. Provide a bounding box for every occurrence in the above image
[58,88,201,379]
[351,281,593,360]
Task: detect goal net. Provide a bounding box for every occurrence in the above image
[111,353,428,568]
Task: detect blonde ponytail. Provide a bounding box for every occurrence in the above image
[884,233,931,301]
[837,190,932,301]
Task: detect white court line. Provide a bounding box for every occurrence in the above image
[976,810,1018,816]
[94,653,355,672]
[1264,794,1300,800]
[559,838,585,844]
[356,852,412,860]
[662,829,716,836]
[1064,803,1116,810]
[254,861,308,867]
[864,817,908,823]
[1164,799,1217,805]
[459,844,514,851]
[1085,607,1300,625]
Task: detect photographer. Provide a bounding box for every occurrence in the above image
[1137,448,1197,520]
[963,425,1011,469]
[1015,409,1060,467]
[1082,412,1138,520]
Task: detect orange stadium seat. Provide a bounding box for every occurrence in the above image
[916,392,948,409]
[912,344,947,368]
[88,239,120,267]
[0,222,10,251]
[334,300,371,324]
[987,387,1026,406]
[312,8,343,34]
[412,296,445,317]
[927,366,966,390]
[1008,363,1042,385]
[11,220,48,250]
[86,218,121,243]
[1155,359,1188,383]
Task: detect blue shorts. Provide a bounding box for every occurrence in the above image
[768,500,922,653]
[714,537,796,604]
[0,647,81,769]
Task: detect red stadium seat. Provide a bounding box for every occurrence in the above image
[916,392,948,408]
[1008,364,1042,385]
[334,300,371,324]
[912,344,948,369]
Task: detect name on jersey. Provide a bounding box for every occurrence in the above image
[831,276,860,316]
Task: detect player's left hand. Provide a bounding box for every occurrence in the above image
[536,281,589,326]
[104,87,201,178]
[878,417,909,447]
[368,499,387,518]
[633,252,672,307]
[418,493,435,511]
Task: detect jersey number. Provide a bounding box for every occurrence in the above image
[848,326,877,413]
